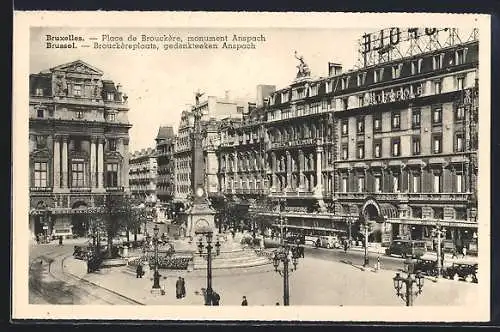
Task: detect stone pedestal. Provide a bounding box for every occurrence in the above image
[181,202,217,237]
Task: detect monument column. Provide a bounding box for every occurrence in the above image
[61,136,68,189]
[53,136,60,190]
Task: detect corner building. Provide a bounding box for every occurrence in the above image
[29,60,132,239]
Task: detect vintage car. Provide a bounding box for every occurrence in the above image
[385,239,427,258]
[413,258,439,277]
[443,263,478,283]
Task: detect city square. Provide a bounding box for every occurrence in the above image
[25,23,482,310]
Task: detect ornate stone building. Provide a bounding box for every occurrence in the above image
[129,147,157,202]
[155,126,176,206]
[29,60,132,239]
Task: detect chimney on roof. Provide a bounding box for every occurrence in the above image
[328,63,343,76]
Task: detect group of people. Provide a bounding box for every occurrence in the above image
[175,276,186,299]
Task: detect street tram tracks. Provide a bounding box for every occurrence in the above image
[29,248,143,305]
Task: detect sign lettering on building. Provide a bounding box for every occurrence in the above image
[363,82,423,106]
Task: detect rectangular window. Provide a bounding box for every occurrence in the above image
[357,73,366,86]
[412,137,421,155]
[341,77,349,90]
[342,98,348,110]
[341,120,348,136]
[392,64,402,79]
[310,85,318,96]
[457,76,465,90]
[456,49,467,65]
[36,88,43,96]
[341,145,348,160]
[73,85,82,97]
[433,54,443,70]
[109,113,116,121]
[37,109,44,118]
[434,80,442,94]
[412,108,421,128]
[412,174,420,193]
[76,111,83,119]
[456,173,464,193]
[432,107,442,124]
[374,176,381,193]
[357,143,365,159]
[71,162,85,187]
[433,134,442,153]
[456,106,465,120]
[107,92,114,101]
[392,112,401,129]
[411,59,423,75]
[34,162,48,187]
[357,117,364,134]
[281,91,289,103]
[106,163,119,187]
[455,132,464,152]
[373,115,382,132]
[374,140,381,158]
[434,207,444,219]
[108,139,117,151]
[342,177,348,192]
[392,138,401,157]
[433,174,442,193]
[374,68,384,83]
[358,176,365,192]
[358,95,364,107]
[393,175,400,192]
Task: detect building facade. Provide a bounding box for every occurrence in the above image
[29,60,132,239]
[212,30,479,251]
[128,147,157,202]
[155,126,176,205]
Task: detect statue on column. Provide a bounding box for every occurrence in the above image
[294,50,311,78]
[195,90,205,106]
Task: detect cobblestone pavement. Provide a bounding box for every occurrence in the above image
[79,255,479,306]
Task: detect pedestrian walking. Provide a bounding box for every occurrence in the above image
[36,234,40,245]
[376,256,381,271]
[59,235,63,246]
[181,277,186,298]
[212,291,220,306]
[175,277,183,299]
[343,241,348,254]
[136,264,144,278]
[440,249,445,267]
[241,296,248,306]
[462,246,467,258]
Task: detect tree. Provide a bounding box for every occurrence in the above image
[248,197,275,235]
[102,193,129,258]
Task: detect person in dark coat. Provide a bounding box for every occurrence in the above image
[241,296,248,306]
[440,249,445,267]
[181,277,186,298]
[175,277,183,299]
[212,291,220,306]
[59,235,63,246]
[136,264,144,278]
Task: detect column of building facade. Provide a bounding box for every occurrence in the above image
[53,135,61,190]
[61,135,69,189]
[286,150,292,190]
[271,151,277,190]
[315,144,323,194]
[122,138,130,191]
[298,149,304,190]
[90,137,97,188]
[97,138,105,189]
[233,150,238,191]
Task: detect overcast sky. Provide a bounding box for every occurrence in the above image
[30,27,369,151]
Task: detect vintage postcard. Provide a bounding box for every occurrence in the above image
[12,11,491,322]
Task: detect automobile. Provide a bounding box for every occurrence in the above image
[316,236,341,249]
[413,258,439,277]
[443,263,478,283]
[385,239,427,258]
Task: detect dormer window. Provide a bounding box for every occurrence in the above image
[107,92,114,101]
[374,68,384,83]
[76,111,83,119]
[35,88,43,96]
[73,84,82,97]
[325,80,333,93]
[281,91,289,103]
[108,113,116,122]
[357,72,366,86]
[341,76,350,90]
[432,54,444,70]
[456,48,468,66]
[392,64,403,79]
[411,59,423,75]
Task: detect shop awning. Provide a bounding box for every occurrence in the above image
[429,157,448,166]
[388,160,405,168]
[406,159,426,168]
[370,161,385,169]
[450,156,468,164]
[354,162,369,170]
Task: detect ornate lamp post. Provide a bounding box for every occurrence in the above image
[272,240,301,306]
[196,228,221,305]
[431,222,446,278]
[393,258,425,306]
[151,224,161,292]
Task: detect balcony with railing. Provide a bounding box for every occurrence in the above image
[70,187,92,193]
[334,192,472,203]
[30,187,53,193]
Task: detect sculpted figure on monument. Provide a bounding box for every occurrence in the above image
[294,50,311,78]
[54,74,68,95]
[94,81,103,99]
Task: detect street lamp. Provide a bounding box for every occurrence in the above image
[393,259,425,306]
[151,224,161,292]
[196,229,221,305]
[431,222,446,278]
[272,240,301,306]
